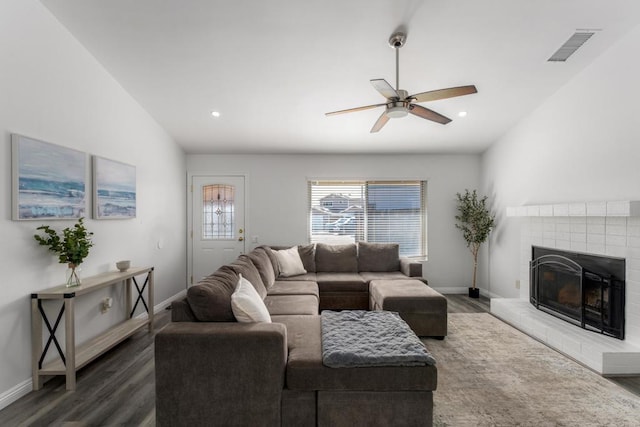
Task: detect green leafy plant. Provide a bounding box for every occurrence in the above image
[34,217,94,286]
[455,189,495,290]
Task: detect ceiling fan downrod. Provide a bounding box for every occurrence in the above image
[388,32,406,93]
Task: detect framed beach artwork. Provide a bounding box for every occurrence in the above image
[11,134,87,220]
[93,156,136,219]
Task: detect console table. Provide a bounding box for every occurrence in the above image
[31,266,154,391]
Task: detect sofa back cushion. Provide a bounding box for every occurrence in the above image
[262,246,281,278]
[358,242,400,272]
[248,247,276,289]
[315,243,358,272]
[229,255,267,299]
[187,265,239,321]
[298,244,316,273]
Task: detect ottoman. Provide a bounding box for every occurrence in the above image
[281,314,437,427]
[369,279,447,338]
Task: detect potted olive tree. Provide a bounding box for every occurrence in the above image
[34,217,94,287]
[455,190,495,298]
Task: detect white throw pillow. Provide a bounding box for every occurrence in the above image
[274,246,307,277]
[231,274,272,323]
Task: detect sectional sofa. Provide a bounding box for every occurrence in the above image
[155,242,446,426]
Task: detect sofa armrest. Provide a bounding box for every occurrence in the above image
[155,322,287,426]
[400,258,423,278]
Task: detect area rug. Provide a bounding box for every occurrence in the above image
[424,313,640,427]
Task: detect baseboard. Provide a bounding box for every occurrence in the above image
[133,289,186,320]
[0,379,31,411]
[431,286,468,294]
[1,289,188,412]
[431,286,501,299]
[155,289,186,312]
[480,288,502,299]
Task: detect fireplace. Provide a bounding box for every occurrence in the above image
[530,246,625,340]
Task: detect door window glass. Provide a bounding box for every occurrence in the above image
[203,184,235,239]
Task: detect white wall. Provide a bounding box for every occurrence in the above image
[481,24,640,298]
[187,154,482,290]
[0,0,186,406]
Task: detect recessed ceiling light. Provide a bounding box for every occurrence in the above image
[458,111,468,117]
[211,111,220,118]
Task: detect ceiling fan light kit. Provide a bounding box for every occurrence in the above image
[386,104,409,118]
[326,31,477,133]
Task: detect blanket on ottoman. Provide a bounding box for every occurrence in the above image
[321,310,436,368]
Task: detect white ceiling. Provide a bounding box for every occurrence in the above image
[41,0,640,154]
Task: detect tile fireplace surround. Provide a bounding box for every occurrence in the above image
[492,201,640,375]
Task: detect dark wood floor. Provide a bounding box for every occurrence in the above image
[0,309,171,426]
[1,295,637,426]
[445,293,491,313]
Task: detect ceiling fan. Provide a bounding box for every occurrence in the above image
[325,32,477,133]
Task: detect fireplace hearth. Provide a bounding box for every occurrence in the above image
[530,246,625,340]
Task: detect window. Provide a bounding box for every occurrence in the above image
[308,180,426,257]
[202,184,235,239]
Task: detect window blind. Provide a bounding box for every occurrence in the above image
[308,180,426,257]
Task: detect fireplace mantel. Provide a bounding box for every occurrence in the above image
[506,200,640,218]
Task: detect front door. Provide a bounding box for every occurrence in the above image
[191,175,246,284]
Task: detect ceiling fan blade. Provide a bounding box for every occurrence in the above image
[409,104,451,124]
[371,79,399,99]
[410,85,477,103]
[370,111,390,133]
[325,103,386,116]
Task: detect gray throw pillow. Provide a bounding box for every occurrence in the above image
[315,243,358,272]
[358,242,400,272]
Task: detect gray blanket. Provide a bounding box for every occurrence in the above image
[321,310,436,368]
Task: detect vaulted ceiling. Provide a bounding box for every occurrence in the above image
[41,0,640,154]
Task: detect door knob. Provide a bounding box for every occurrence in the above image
[238,237,244,242]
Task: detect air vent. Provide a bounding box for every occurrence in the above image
[548,32,595,62]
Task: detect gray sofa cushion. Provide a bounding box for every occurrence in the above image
[263,246,281,278]
[248,247,277,289]
[264,295,319,316]
[229,255,267,299]
[268,280,320,299]
[400,258,423,278]
[316,272,367,292]
[358,242,400,272]
[276,272,317,282]
[359,271,409,283]
[187,265,239,322]
[298,244,316,272]
[316,243,358,272]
